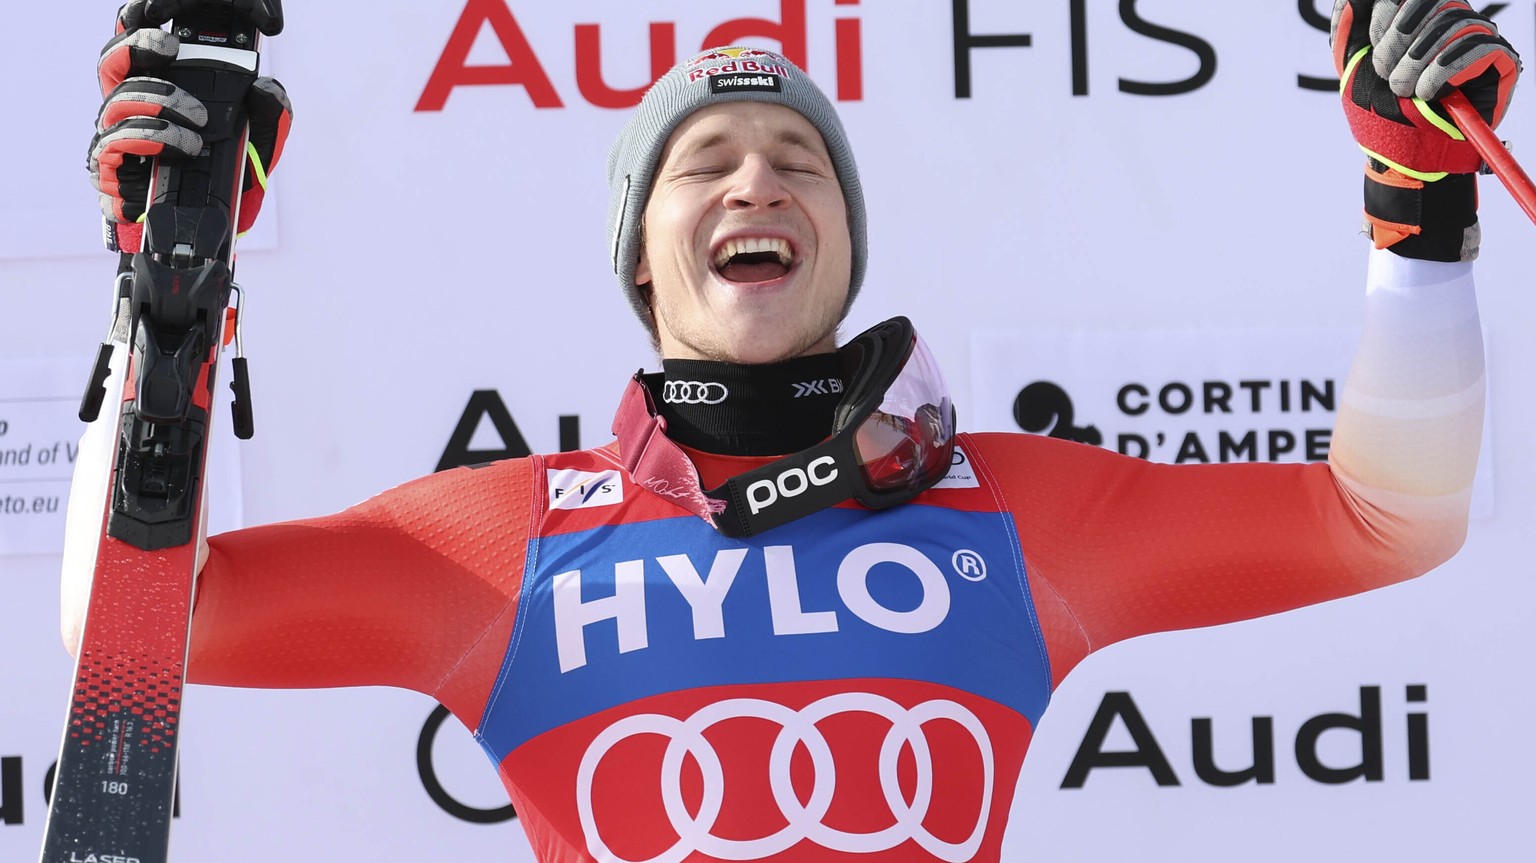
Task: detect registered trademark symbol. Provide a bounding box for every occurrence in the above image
[952,549,987,581]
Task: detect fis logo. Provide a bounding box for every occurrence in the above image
[548,469,623,511]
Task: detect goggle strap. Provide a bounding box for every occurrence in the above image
[614,373,724,523]
[709,440,856,538]
[833,320,914,430]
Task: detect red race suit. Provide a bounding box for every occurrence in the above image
[63,251,1485,861]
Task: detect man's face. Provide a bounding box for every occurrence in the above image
[636,102,851,364]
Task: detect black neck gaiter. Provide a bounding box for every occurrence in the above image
[646,353,848,456]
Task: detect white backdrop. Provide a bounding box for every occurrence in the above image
[3,1,1533,860]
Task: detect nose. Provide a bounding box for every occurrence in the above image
[724,155,788,210]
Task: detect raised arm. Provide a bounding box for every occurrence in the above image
[60,1,531,723]
[977,0,1516,681]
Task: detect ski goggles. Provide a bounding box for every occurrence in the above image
[703,316,956,537]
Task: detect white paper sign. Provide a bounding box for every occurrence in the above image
[0,359,87,555]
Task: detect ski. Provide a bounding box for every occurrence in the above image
[40,4,283,862]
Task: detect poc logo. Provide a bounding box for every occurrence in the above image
[746,456,838,515]
[548,469,623,511]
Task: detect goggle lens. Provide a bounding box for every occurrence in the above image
[854,336,954,492]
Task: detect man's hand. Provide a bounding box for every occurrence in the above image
[87,0,292,253]
[1331,0,1520,260]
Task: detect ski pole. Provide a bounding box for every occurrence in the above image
[1442,90,1536,226]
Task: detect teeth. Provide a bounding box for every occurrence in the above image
[713,237,793,269]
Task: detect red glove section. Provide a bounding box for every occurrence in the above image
[88,0,292,253]
[1331,0,1520,179]
[1331,0,1521,261]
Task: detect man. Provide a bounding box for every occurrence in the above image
[69,0,1517,860]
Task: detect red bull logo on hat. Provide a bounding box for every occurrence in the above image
[686,46,792,82]
[687,46,784,66]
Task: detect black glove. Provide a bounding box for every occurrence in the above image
[87,0,292,253]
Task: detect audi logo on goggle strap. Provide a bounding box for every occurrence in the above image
[576,693,995,863]
[662,380,730,405]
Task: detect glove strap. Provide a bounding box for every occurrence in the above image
[1362,159,1479,262]
[103,219,145,254]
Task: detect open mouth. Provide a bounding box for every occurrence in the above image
[712,236,794,284]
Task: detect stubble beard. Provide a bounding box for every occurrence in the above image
[659,295,843,364]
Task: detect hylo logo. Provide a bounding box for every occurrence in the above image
[552,541,966,672]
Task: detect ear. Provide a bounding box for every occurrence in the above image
[635,244,651,286]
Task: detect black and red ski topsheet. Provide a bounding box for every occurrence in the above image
[41,4,283,862]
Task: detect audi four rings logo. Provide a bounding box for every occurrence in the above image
[663,381,729,405]
[576,693,994,863]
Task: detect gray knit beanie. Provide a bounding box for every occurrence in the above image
[606,47,866,329]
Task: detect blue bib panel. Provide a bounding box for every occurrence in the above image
[478,502,1050,761]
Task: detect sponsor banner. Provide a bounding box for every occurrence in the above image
[1,1,1531,862]
[969,327,1495,519]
